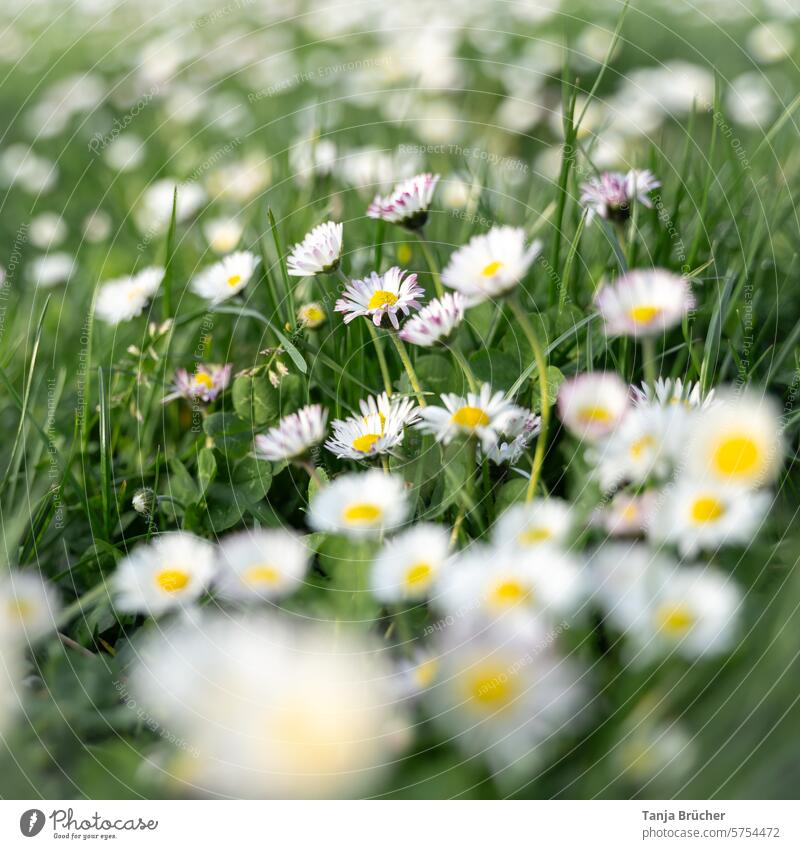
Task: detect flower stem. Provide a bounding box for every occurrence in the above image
[508,295,549,502]
[56,581,109,630]
[415,231,445,299]
[367,323,394,398]
[297,459,325,490]
[450,345,478,393]
[389,334,426,407]
[641,335,657,388]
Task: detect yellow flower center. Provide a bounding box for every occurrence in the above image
[243,564,281,585]
[578,405,612,423]
[690,496,726,524]
[155,568,191,593]
[7,599,33,620]
[467,663,517,707]
[655,602,695,637]
[303,306,324,323]
[351,433,382,453]
[342,502,382,524]
[367,289,398,310]
[628,305,662,324]
[404,562,433,590]
[518,527,552,546]
[630,434,656,459]
[620,503,639,522]
[450,406,490,429]
[227,273,242,288]
[488,578,529,608]
[194,371,214,389]
[713,435,760,478]
[413,658,438,688]
[481,260,504,277]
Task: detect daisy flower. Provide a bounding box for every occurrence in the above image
[130,614,408,798]
[136,178,206,234]
[649,478,770,557]
[592,543,741,661]
[325,412,404,460]
[557,372,630,442]
[27,252,76,288]
[95,266,164,325]
[367,172,439,230]
[357,391,419,430]
[334,266,424,329]
[398,292,466,347]
[254,404,328,461]
[415,383,525,452]
[287,221,343,276]
[595,269,694,337]
[307,470,409,538]
[579,169,660,223]
[426,618,587,781]
[215,528,311,601]
[441,226,542,304]
[436,544,585,626]
[202,216,244,254]
[395,650,441,698]
[492,499,574,551]
[297,301,326,328]
[598,491,657,537]
[588,405,683,491]
[112,532,216,616]
[370,523,451,603]
[633,376,716,410]
[480,409,541,465]
[190,250,260,304]
[0,570,61,644]
[686,390,782,489]
[164,363,232,404]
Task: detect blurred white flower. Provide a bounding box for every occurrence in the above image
[367,173,439,230]
[104,135,145,172]
[557,372,630,442]
[442,226,541,305]
[308,470,409,538]
[190,251,259,304]
[95,266,164,325]
[202,217,244,254]
[215,528,310,602]
[27,253,76,288]
[164,363,232,404]
[112,532,216,616]
[29,213,67,249]
[136,178,206,235]
[297,301,326,328]
[493,499,574,552]
[579,170,660,223]
[0,570,60,644]
[370,523,450,603]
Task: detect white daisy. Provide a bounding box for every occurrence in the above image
[190,250,260,304]
[595,269,694,337]
[649,478,771,557]
[597,491,657,537]
[254,404,328,461]
[370,523,450,603]
[334,266,424,329]
[0,570,61,644]
[480,409,541,465]
[398,292,466,347]
[112,532,216,616]
[325,412,403,460]
[27,252,76,288]
[287,221,343,276]
[307,470,409,538]
[633,376,716,410]
[426,618,587,781]
[557,372,630,442]
[202,216,244,254]
[215,528,311,601]
[95,266,165,325]
[164,363,232,404]
[686,390,783,489]
[367,172,440,229]
[136,178,206,234]
[579,169,660,223]
[435,543,585,625]
[441,226,542,304]
[395,650,440,698]
[297,301,327,328]
[129,614,408,798]
[588,405,683,491]
[493,499,574,551]
[357,391,419,430]
[592,543,741,661]
[415,383,525,452]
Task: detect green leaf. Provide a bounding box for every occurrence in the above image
[495,478,529,514]
[529,365,565,412]
[232,374,280,426]
[197,446,217,496]
[203,410,254,459]
[470,349,522,390]
[167,458,199,505]
[231,456,273,503]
